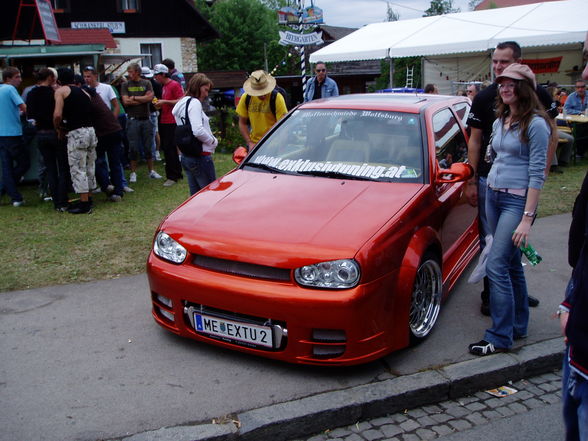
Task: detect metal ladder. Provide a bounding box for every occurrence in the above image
[405,66,414,88]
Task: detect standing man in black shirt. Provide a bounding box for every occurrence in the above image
[53,68,97,214]
[26,68,70,211]
[467,41,558,315]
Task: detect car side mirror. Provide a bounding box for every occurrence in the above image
[436,162,474,183]
[232,146,248,165]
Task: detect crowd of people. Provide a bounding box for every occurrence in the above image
[0,59,343,210]
[0,58,222,212]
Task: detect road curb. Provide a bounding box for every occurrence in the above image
[113,338,564,441]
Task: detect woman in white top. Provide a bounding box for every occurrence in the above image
[172,73,218,195]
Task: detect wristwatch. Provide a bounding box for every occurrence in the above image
[523,211,535,218]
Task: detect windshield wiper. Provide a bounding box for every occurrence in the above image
[296,169,379,181]
[243,162,299,175]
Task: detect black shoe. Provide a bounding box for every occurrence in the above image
[469,339,507,356]
[68,201,92,214]
[480,301,490,316]
[480,289,490,316]
[528,295,540,307]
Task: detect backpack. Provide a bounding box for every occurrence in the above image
[245,87,288,118]
[174,98,203,157]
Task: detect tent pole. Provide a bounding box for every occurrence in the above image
[388,57,394,89]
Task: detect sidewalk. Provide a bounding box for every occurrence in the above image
[112,339,563,441]
[0,214,571,441]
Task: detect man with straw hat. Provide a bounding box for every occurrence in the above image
[237,70,287,151]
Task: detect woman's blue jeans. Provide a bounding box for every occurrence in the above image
[181,154,216,195]
[484,187,529,348]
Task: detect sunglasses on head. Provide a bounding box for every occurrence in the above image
[84,66,96,71]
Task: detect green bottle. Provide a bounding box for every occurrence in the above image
[520,243,542,266]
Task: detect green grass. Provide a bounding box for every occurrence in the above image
[1,155,585,293]
[0,154,236,292]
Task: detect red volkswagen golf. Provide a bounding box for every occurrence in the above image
[147,93,478,366]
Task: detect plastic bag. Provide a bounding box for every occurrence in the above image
[468,235,493,284]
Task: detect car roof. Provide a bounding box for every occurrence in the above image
[298,93,469,113]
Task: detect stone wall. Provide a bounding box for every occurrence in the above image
[181,37,198,73]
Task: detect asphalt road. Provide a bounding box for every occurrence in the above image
[0,213,571,441]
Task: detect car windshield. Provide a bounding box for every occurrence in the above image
[244,108,424,183]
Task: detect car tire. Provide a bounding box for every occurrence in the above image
[409,252,442,345]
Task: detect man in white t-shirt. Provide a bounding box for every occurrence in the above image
[83,66,119,116]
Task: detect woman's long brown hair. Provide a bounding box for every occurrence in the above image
[495,80,550,144]
[186,73,213,100]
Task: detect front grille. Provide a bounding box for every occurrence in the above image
[192,255,291,281]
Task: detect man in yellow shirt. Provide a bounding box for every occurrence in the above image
[237,70,287,151]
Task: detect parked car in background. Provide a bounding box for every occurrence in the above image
[147,93,478,366]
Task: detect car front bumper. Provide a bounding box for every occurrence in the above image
[147,252,409,366]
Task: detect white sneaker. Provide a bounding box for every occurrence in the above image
[123,186,134,193]
[163,179,176,187]
[91,187,102,194]
[129,172,137,183]
[155,151,162,161]
[149,170,162,179]
[12,200,24,207]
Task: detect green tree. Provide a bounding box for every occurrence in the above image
[423,0,460,16]
[386,2,400,22]
[468,0,483,9]
[195,0,289,73]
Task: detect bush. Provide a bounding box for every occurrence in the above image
[210,107,244,154]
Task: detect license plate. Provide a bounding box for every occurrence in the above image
[194,313,274,348]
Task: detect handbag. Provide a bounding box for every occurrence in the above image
[174,98,203,157]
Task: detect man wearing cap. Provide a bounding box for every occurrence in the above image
[153,63,184,186]
[467,41,558,315]
[237,70,287,151]
[141,66,162,162]
[304,62,339,102]
[121,63,162,183]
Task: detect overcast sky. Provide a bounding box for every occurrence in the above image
[313,0,474,28]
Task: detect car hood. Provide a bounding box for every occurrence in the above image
[161,170,423,267]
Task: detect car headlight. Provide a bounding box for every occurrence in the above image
[295,259,360,289]
[153,231,187,264]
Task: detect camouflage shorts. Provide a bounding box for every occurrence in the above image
[67,127,98,194]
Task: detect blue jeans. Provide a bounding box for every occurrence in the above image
[484,187,529,348]
[563,346,588,441]
[0,136,26,203]
[181,154,216,195]
[95,131,124,196]
[478,176,491,299]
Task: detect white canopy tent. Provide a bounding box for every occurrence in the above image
[309,0,587,63]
